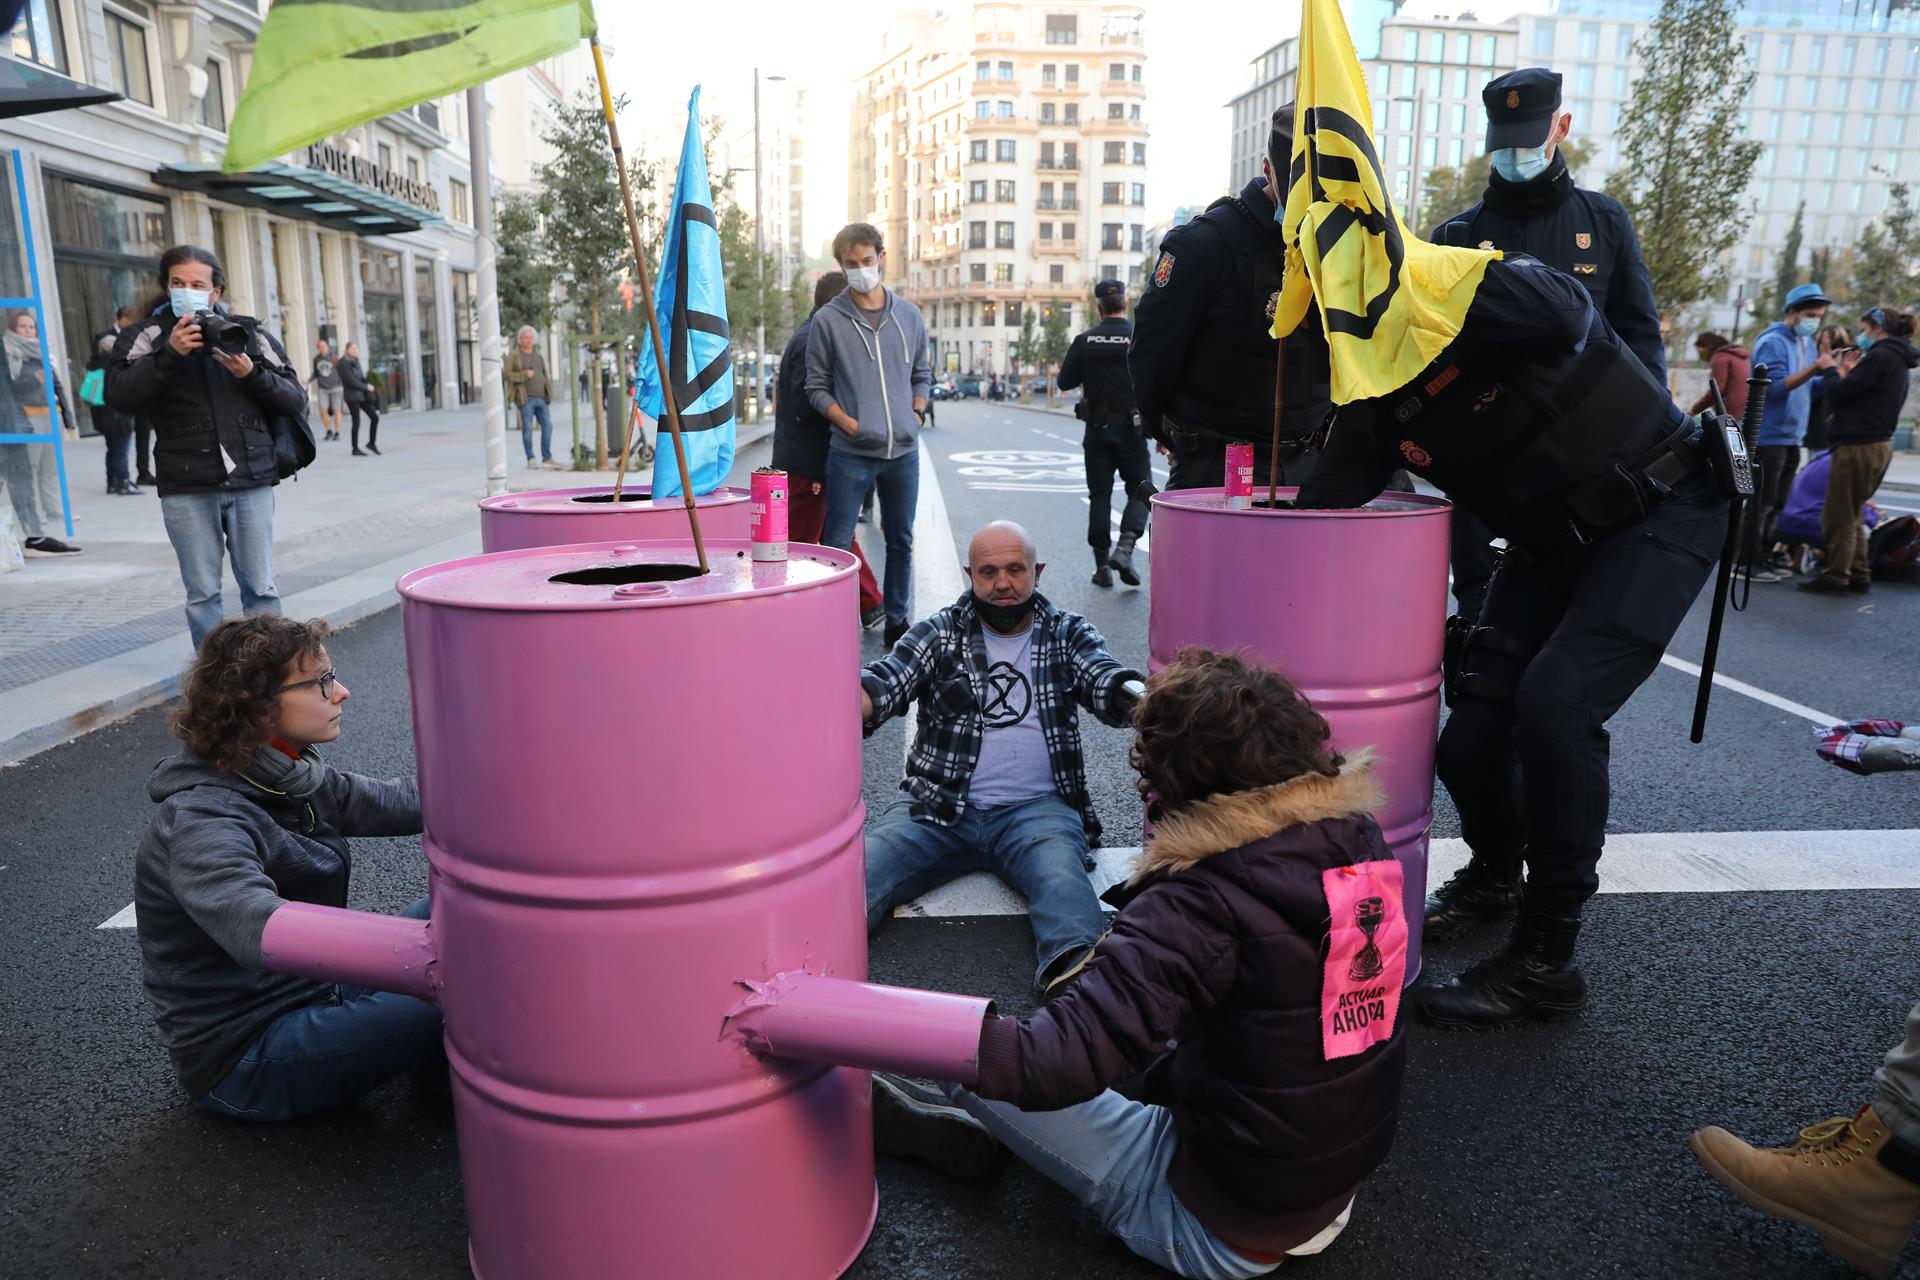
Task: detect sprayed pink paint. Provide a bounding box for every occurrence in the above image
[726,971,991,1084]
[477,485,753,553]
[1147,488,1450,983]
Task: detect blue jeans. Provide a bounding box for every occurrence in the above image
[822,447,918,627]
[197,898,444,1122]
[160,486,282,649]
[864,792,1107,987]
[519,396,554,461]
[941,1084,1293,1279]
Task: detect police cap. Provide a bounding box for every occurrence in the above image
[1482,67,1562,152]
[1093,278,1126,300]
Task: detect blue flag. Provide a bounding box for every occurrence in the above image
[639,86,734,498]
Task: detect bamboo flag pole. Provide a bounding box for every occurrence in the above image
[1266,337,1286,507]
[590,36,708,573]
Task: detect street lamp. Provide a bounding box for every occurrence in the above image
[754,69,787,425]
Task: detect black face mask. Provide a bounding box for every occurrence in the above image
[974,593,1037,632]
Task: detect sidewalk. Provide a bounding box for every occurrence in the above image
[0,406,770,765]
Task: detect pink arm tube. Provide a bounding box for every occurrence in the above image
[725,971,994,1086]
[259,902,441,1002]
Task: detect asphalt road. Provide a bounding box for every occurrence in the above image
[3,399,1918,1279]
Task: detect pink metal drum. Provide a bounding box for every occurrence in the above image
[1147,488,1451,981]
[477,485,753,553]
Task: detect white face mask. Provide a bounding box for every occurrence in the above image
[845,264,882,294]
[170,286,212,318]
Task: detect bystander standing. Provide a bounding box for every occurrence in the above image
[1747,284,1838,582]
[88,305,142,495]
[337,341,380,456]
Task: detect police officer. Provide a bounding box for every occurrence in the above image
[1295,253,1730,1029]
[1058,279,1152,587]
[1131,102,1332,491]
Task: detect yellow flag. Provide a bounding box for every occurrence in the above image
[1271,0,1500,404]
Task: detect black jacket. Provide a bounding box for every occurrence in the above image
[105,307,307,497]
[975,757,1404,1257]
[1131,176,1332,445]
[1057,313,1136,428]
[336,355,373,405]
[1826,336,1919,447]
[1431,154,1666,381]
[773,312,833,478]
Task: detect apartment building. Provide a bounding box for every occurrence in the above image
[720,79,807,288]
[849,1,1150,378]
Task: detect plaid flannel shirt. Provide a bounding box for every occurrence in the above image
[859,591,1143,842]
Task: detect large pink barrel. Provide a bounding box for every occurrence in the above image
[478,485,753,552]
[398,539,873,1280]
[1147,489,1451,981]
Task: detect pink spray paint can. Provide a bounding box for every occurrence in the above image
[751,467,789,562]
[1224,442,1256,509]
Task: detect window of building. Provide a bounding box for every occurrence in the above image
[1423,65,1439,95]
[378,140,395,171]
[1423,100,1439,132]
[1041,141,1056,167]
[1426,30,1444,61]
[1482,35,1498,65]
[997,60,1013,79]
[1777,33,1796,70]
[1453,33,1470,62]
[1046,13,1077,45]
[1809,34,1827,72]
[968,221,987,248]
[1449,138,1464,166]
[1860,115,1878,145]
[1101,223,1122,250]
[1065,63,1079,83]
[1396,134,1412,166]
[406,155,421,183]
[1101,262,1117,281]
[1396,98,1413,131]
[975,99,991,119]
[969,179,988,202]
[1062,220,1076,240]
[10,0,69,72]
[1039,180,1056,208]
[1865,79,1882,109]
[1104,140,1124,163]
[1063,180,1078,206]
[996,265,1014,285]
[1050,264,1065,283]
[971,139,989,161]
[1129,182,1144,205]
[452,269,477,403]
[1770,76,1788,106]
[994,221,1014,248]
[1841,37,1857,73]
[1042,63,1056,84]
[1129,223,1143,252]
[996,178,1015,201]
[996,139,1016,161]
[1824,150,1840,177]
[201,58,228,130]
[996,100,1014,118]
[450,177,470,223]
[1451,68,1467,97]
[976,60,991,79]
[1040,222,1054,241]
[1132,142,1145,165]
[1109,62,1125,80]
[1102,181,1122,204]
[1422,136,1436,166]
[1893,114,1909,146]
[1064,102,1078,124]
[1532,19,1553,58]
[1403,30,1417,58]
[1108,101,1125,119]
[982,301,997,327]
[1451,102,1466,133]
[1131,63,1141,82]
[1574,64,1595,95]
[1618,24,1636,59]
[1042,102,1057,123]
[104,4,155,107]
[1873,38,1890,74]
[1578,22,1599,59]
[1130,104,1141,119]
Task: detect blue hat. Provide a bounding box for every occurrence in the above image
[1483,67,1561,151]
[1783,283,1830,314]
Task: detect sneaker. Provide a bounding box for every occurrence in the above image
[543,459,565,470]
[871,1074,1000,1180]
[352,448,367,456]
[1766,551,1794,574]
[860,607,885,631]
[136,473,157,487]
[1690,1104,1920,1280]
[1748,567,1790,583]
[23,536,82,556]
[367,443,381,455]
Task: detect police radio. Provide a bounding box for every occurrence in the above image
[1689,363,1770,744]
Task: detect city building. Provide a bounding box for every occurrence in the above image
[720,77,807,290]
[1226,0,1920,339]
[1,0,593,431]
[848,1,1150,378]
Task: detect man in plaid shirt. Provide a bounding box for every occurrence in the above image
[859,521,1145,994]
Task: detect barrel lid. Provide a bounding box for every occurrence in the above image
[397,539,855,611]
[478,485,751,515]
[1151,488,1449,518]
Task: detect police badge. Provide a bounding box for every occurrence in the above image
[1153,251,1175,287]
[1506,89,1520,108]
[1575,232,1593,249]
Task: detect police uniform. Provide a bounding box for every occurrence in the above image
[1431,68,1666,627]
[1298,254,1729,1028]
[1130,174,1332,491]
[1058,281,1154,586]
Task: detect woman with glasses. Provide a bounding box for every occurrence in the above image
[134,614,442,1121]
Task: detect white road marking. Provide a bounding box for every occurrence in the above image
[1657,654,1841,727]
[98,902,137,929]
[896,829,1920,917]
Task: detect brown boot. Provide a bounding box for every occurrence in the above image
[1690,1104,1920,1278]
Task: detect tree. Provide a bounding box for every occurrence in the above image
[1850,182,1920,310]
[1603,0,1761,327]
[1416,163,1486,233]
[1039,305,1071,402]
[1808,245,1834,297]
[495,191,554,338]
[1771,201,1805,313]
[1009,306,1040,380]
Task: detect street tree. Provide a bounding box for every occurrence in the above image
[1010,306,1040,385]
[1771,202,1805,313]
[1850,182,1920,311]
[1808,245,1834,296]
[1603,0,1760,330]
[1039,305,1071,403]
[495,191,554,338]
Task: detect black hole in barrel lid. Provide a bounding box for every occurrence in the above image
[570,491,652,504]
[1251,498,1297,510]
[547,563,703,586]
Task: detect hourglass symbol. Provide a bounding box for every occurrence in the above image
[1348,896,1385,982]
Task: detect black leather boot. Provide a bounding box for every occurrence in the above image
[1415,911,1587,1030]
[1423,851,1522,942]
[1091,549,1114,587]
[1108,533,1141,586]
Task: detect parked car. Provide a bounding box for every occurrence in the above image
[929,379,959,400]
[957,374,984,399]
[1026,375,1050,396]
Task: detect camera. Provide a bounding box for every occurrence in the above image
[191,310,255,355]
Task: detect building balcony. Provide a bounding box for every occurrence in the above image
[1102,30,1145,48]
[1099,79,1147,97]
[1033,239,1081,255]
[971,77,1018,95]
[1036,158,1083,171]
[1083,116,1149,134]
[1034,82,1089,96]
[1035,199,1081,211]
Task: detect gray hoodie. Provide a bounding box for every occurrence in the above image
[804,288,933,461]
[134,750,421,1098]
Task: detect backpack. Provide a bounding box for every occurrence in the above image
[1870,514,1920,582]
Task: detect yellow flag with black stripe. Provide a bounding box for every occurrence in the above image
[1270,0,1499,404]
[224,0,597,173]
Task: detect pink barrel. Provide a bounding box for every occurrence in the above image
[478,485,753,553]
[397,539,873,1280]
[1147,488,1451,981]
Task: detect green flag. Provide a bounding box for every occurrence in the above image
[224,0,597,173]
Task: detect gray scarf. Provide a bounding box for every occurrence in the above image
[243,743,328,798]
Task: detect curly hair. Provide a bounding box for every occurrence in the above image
[1131,647,1344,824]
[171,616,331,774]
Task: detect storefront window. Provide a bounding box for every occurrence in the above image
[451,268,476,405]
[415,258,439,410]
[359,246,407,409]
[43,174,172,435]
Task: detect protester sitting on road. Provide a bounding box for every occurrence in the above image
[859,520,1144,995]
[135,615,441,1121]
[916,648,1405,1279]
[337,341,380,457]
[1688,332,1751,421]
[107,244,305,649]
[1771,448,1882,577]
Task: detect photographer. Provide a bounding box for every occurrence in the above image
[106,244,307,648]
[1059,279,1153,588]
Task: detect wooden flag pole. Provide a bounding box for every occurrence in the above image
[591,36,707,573]
[1266,337,1286,507]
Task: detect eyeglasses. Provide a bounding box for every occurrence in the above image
[278,669,337,699]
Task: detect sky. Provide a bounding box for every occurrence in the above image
[598,1,1548,258]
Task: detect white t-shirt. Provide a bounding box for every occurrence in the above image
[967,623,1055,808]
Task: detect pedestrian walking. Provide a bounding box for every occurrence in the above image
[505,325,561,470]
[106,244,306,648]
[5,309,79,526]
[88,305,143,494]
[1059,279,1153,588]
[337,341,380,455]
[1748,283,1840,581]
[1687,333,1751,422]
[807,221,932,649]
[308,337,344,442]
[1799,307,1919,597]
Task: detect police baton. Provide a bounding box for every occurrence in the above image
[1690,363,1770,743]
